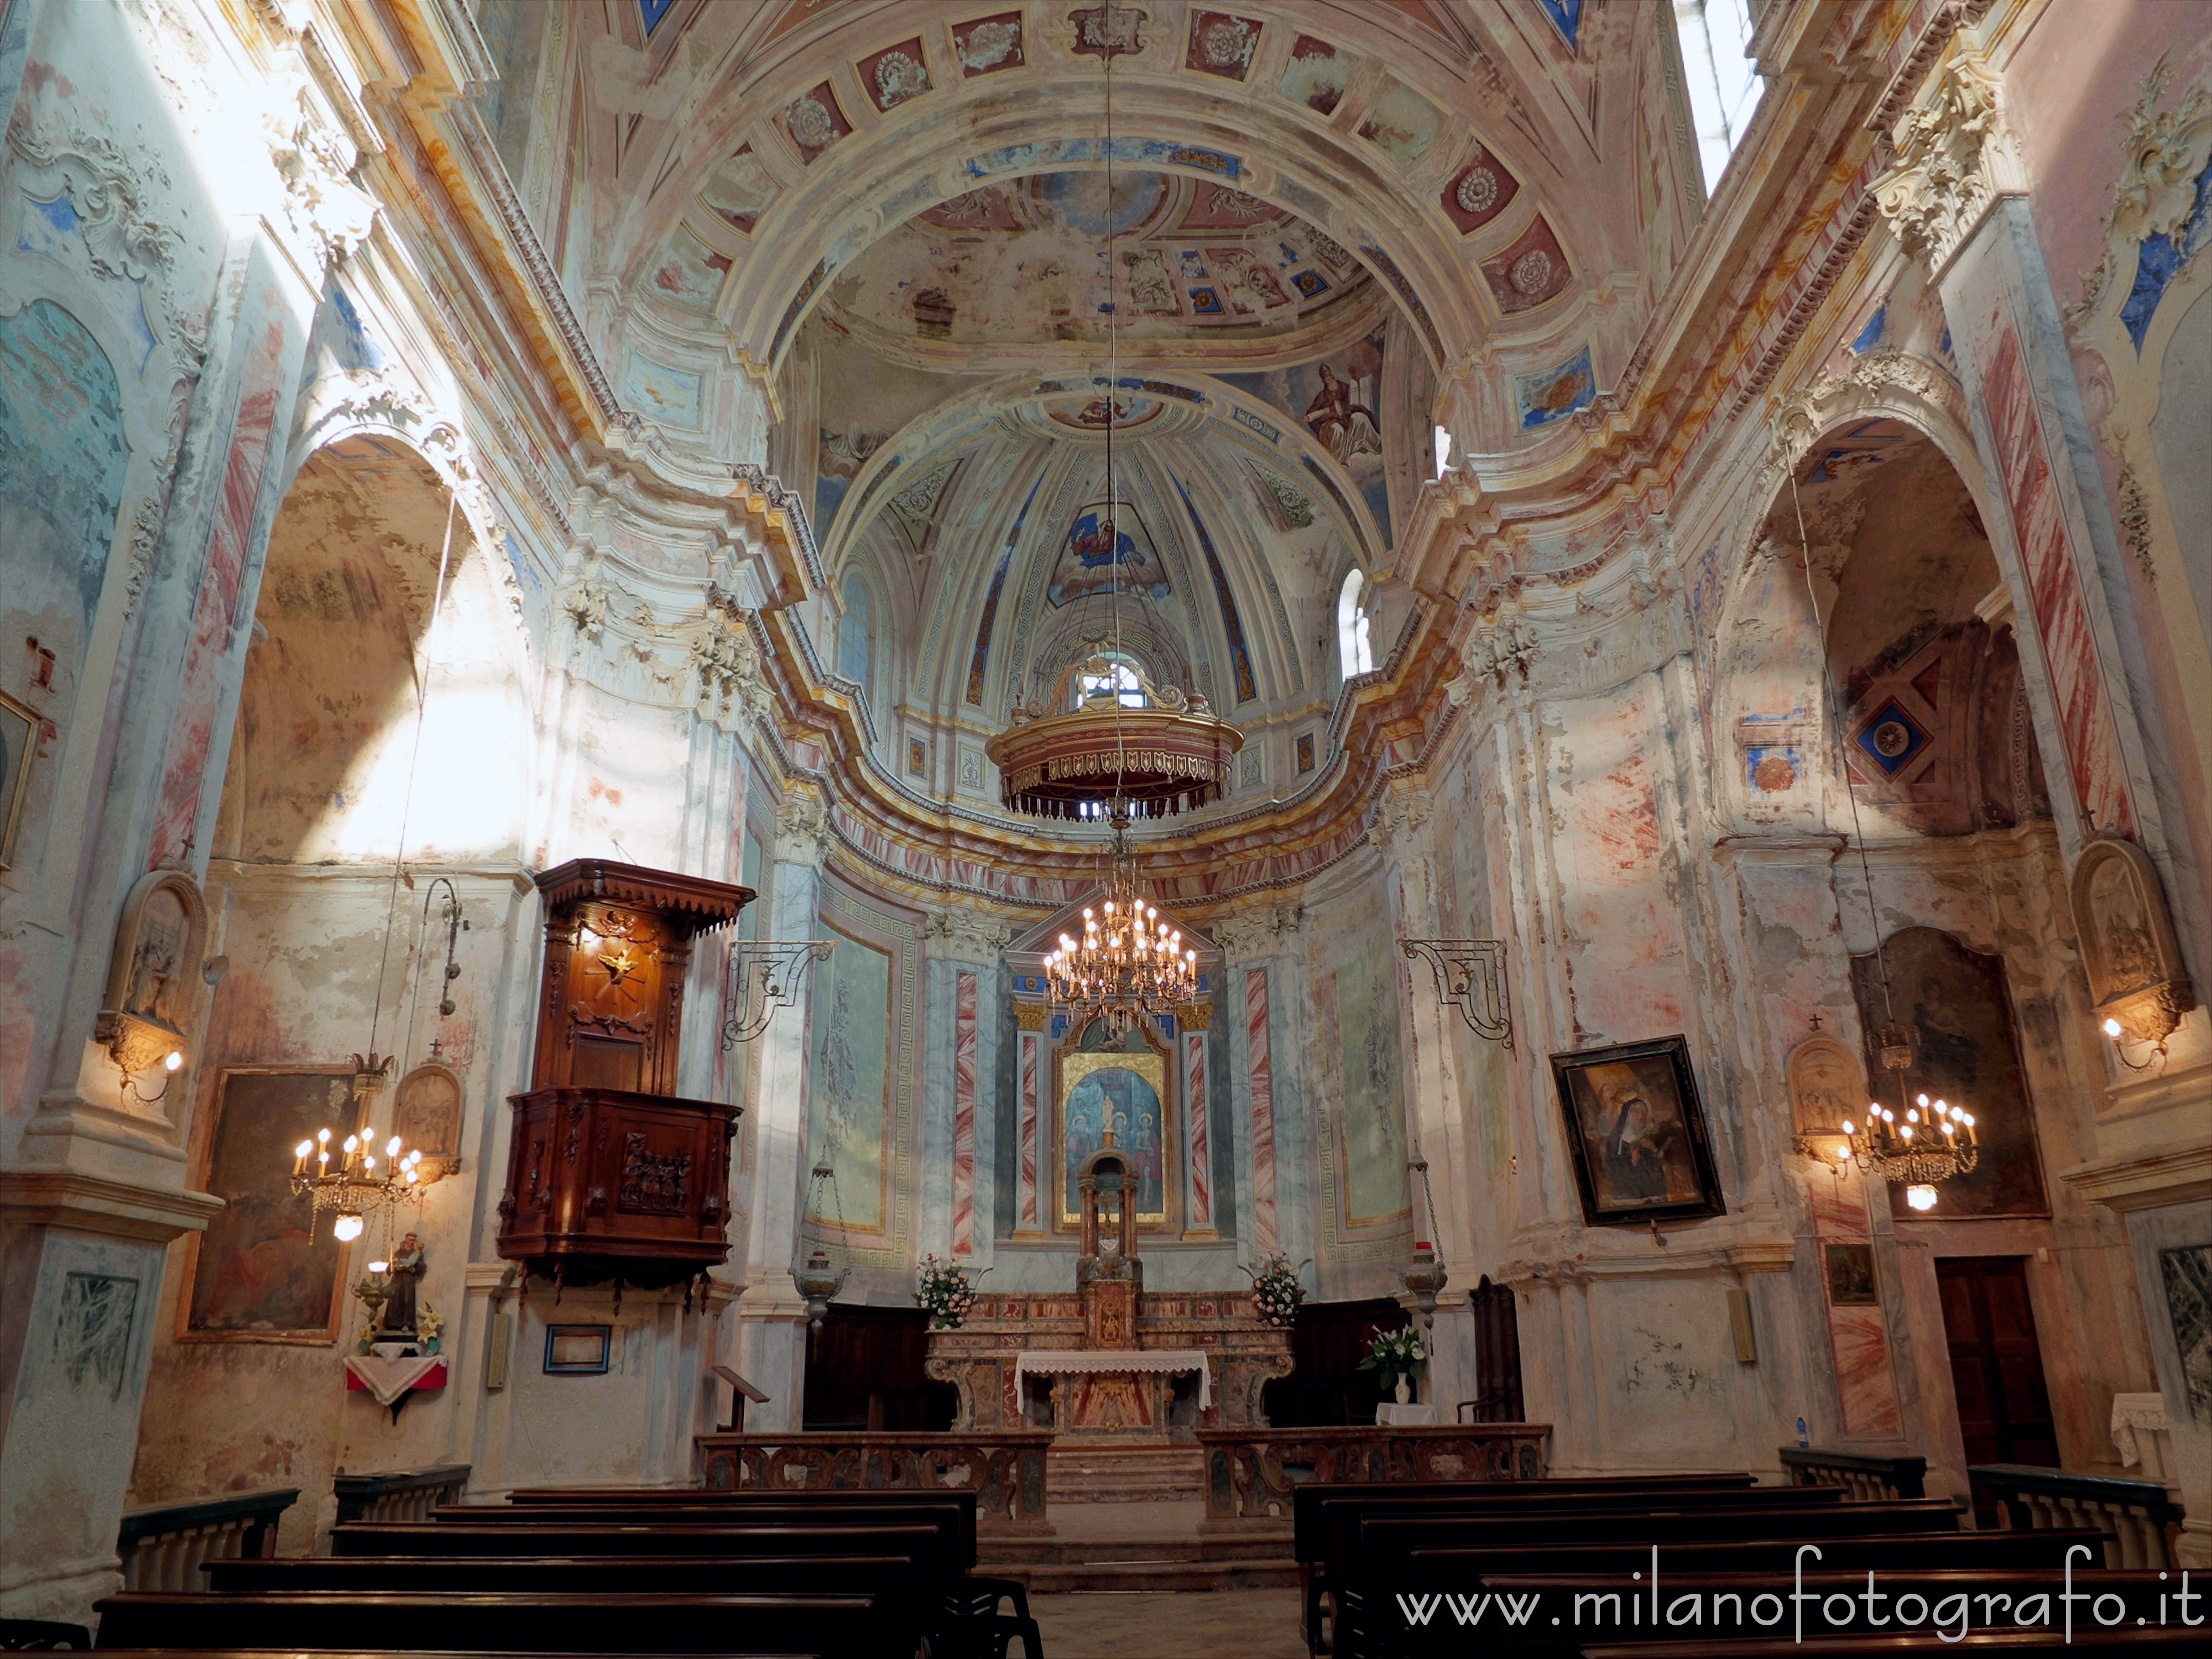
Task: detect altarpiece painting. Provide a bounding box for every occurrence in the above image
[1057,1030,1170,1229]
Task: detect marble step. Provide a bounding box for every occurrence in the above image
[1046,1442,1206,1503]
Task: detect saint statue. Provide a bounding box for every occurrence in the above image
[379,1233,425,1335]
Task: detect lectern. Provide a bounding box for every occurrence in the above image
[496,859,752,1295]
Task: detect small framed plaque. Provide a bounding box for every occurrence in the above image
[544,1323,612,1375]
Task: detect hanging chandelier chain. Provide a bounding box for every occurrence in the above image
[1789,470,1897,1035]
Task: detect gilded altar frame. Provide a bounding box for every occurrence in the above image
[1052,1024,1175,1234]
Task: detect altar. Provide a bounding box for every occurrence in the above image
[924,1134,1290,1443]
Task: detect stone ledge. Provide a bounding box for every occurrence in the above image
[0,1166,225,1244]
[2057,1143,2212,1212]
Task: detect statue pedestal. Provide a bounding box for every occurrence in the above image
[924,1292,1291,1443]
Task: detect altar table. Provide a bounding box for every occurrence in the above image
[1014,1347,1213,1409]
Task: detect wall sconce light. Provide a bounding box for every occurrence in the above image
[2101,1016,2169,1073]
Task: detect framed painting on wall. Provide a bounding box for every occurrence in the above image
[0,687,34,868]
[180,1067,360,1343]
[1056,1040,1171,1230]
[1549,1035,1726,1228]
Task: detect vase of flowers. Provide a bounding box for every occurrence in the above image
[1241,1252,1309,1329]
[417,1302,444,1355]
[915,1254,983,1329]
[1358,1326,1427,1404]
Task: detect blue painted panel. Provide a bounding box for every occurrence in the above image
[1535,0,1583,50]
[0,299,129,627]
[639,0,680,36]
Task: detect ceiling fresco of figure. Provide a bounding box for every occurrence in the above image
[823,170,1374,353]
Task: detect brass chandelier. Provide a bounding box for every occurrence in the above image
[1043,818,1199,1036]
[1836,1024,1979,1211]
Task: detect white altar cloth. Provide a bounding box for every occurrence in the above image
[1014,1348,1212,1409]
[345,1353,445,1407]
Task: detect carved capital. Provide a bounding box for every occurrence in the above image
[691,611,770,728]
[264,78,378,275]
[1872,49,2025,277]
[1370,781,1434,864]
[921,905,1014,962]
[1209,905,1302,961]
[773,789,832,868]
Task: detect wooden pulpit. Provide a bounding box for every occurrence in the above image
[497,859,752,1292]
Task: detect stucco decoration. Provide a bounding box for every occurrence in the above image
[392,1060,465,1175]
[1872,49,2027,279]
[93,870,208,1086]
[2067,59,2212,343]
[2068,834,2198,1046]
[1786,1033,1866,1152]
[262,76,378,279]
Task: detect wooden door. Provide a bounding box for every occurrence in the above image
[802,1305,956,1432]
[1262,1297,1408,1427]
[1935,1256,2059,1507]
[1467,1276,1526,1422]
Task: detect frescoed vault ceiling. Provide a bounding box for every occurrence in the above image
[512,0,1694,848]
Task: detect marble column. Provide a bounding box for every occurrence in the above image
[729,787,830,1428]
[1,208,324,1620]
[1371,779,1478,1411]
[1212,906,1311,1274]
[919,907,1012,1267]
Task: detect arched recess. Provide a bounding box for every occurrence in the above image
[1710,381,2145,1490]
[1713,356,1997,836]
[140,430,534,1541]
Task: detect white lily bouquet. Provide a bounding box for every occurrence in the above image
[1358,1326,1427,1378]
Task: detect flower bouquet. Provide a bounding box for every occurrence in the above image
[1357,1326,1427,1403]
[1241,1251,1309,1328]
[915,1253,983,1329]
[417,1302,445,1354]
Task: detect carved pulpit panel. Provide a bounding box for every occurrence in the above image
[499,859,752,1291]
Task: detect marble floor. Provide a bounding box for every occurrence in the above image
[1027,1588,1307,1658]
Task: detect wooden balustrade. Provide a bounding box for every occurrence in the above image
[1972,1463,2184,1569]
[1196,1422,1552,1526]
[1778,1445,1928,1500]
[332,1463,472,1524]
[116,1488,296,1591]
[695,1431,1053,1533]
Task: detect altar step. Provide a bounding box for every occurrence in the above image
[982,1499,1296,1592]
[982,1447,1296,1592]
[1046,1442,1204,1504]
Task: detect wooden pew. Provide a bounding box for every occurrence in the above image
[1380,1568,2176,1657]
[1294,1477,1796,1653]
[1580,1632,2204,1656]
[1332,1502,1968,1658]
[92,1591,898,1657]
[434,1499,979,1568]
[202,1553,920,1595]
[329,1520,962,1574]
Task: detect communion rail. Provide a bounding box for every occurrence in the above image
[331,1462,472,1524]
[1778,1445,1928,1500]
[116,1487,296,1591]
[696,1431,1054,1533]
[1972,1463,2184,1569]
[1197,1422,1552,1526]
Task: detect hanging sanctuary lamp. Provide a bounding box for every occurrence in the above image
[984,47,1238,1034]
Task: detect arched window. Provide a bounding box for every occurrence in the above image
[1338,570,1374,680]
[1073,659,1147,711]
[838,574,873,693]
